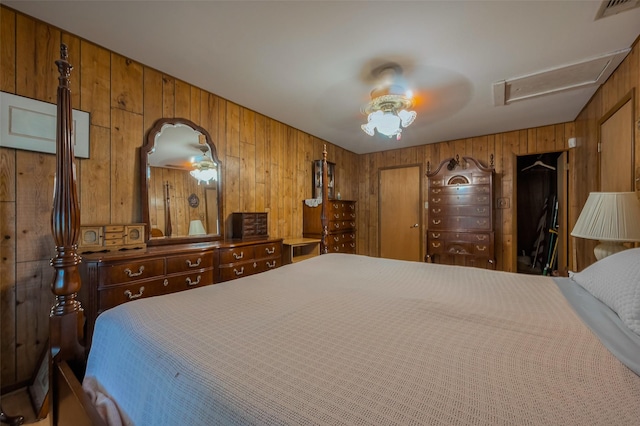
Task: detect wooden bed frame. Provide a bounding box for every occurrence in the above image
[47,44,329,425]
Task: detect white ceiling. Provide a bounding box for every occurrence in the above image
[5,1,640,154]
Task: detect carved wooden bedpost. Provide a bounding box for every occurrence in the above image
[49,44,84,366]
[321,145,329,254]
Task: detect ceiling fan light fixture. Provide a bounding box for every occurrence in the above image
[361,82,417,141]
[190,159,218,184]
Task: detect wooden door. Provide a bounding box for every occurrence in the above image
[379,166,421,261]
[599,97,634,191]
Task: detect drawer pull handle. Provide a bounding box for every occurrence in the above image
[334,237,339,242]
[432,188,441,194]
[476,235,487,241]
[334,214,340,219]
[333,246,340,251]
[350,213,356,218]
[432,242,441,248]
[476,245,487,251]
[186,258,202,268]
[333,203,339,209]
[476,208,486,213]
[477,220,487,225]
[233,251,244,260]
[186,275,202,286]
[350,243,355,248]
[124,286,145,300]
[432,233,441,238]
[334,223,340,229]
[124,266,144,277]
[163,279,169,287]
[265,247,275,254]
[234,267,245,276]
[478,197,488,202]
[266,260,276,268]
[432,208,441,214]
[432,198,441,203]
[433,219,441,225]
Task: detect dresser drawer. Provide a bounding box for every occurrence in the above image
[429,231,492,243]
[430,205,490,217]
[429,194,491,206]
[430,184,490,196]
[167,251,214,274]
[98,276,172,311]
[167,268,214,291]
[252,241,282,259]
[329,220,356,232]
[218,259,278,281]
[219,246,255,264]
[107,259,165,285]
[429,216,491,230]
[329,232,356,244]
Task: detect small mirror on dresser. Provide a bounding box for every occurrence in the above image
[141,118,223,245]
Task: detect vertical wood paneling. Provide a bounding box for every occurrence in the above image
[81,41,111,128]
[111,53,143,113]
[15,15,59,103]
[15,152,55,263]
[143,67,163,133]
[0,147,17,384]
[15,260,53,382]
[110,109,143,223]
[162,75,175,118]
[175,80,191,119]
[80,125,111,224]
[1,8,16,93]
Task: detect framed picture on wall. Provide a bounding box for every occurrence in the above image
[313,160,335,199]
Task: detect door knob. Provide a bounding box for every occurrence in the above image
[410,223,419,228]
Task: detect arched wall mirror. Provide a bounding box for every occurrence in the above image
[141,118,223,245]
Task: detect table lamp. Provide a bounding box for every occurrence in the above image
[571,192,640,260]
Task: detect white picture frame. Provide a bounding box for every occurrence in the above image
[0,91,90,158]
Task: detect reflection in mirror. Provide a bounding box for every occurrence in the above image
[141,118,222,245]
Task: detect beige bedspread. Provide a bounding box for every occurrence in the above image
[84,254,640,425]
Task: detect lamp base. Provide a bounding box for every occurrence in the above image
[594,241,627,261]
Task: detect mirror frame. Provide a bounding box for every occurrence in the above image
[141,117,223,246]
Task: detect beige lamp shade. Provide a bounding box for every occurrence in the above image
[571,192,640,260]
[188,219,206,236]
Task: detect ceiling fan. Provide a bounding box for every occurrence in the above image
[361,62,417,141]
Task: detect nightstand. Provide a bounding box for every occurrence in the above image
[283,238,321,264]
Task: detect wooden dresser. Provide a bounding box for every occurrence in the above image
[425,156,495,269]
[79,243,216,348]
[303,200,356,253]
[79,238,283,348]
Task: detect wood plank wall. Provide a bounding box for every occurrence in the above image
[1,5,638,390]
[0,7,358,389]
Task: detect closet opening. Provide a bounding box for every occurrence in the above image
[516,151,569,276]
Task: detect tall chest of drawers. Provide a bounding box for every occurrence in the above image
[303,200,356,254]
[425,156,495,269]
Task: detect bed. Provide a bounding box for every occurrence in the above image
[48,45,640,425]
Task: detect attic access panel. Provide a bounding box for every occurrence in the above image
[492,49,630,105]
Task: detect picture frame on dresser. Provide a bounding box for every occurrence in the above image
[313,159,335,199]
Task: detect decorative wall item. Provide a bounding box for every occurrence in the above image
[0,91,90,158]
[313,159,335,199]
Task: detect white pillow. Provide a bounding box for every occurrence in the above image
[569,247,640,335]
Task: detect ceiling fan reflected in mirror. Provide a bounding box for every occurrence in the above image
[361,63,417,141]
[190,136,218,185]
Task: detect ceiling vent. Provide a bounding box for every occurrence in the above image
[595,0,640,19]
[492,48,630,106]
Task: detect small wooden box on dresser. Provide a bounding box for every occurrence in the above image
[425,156,495,269]
[303,200,357,253]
